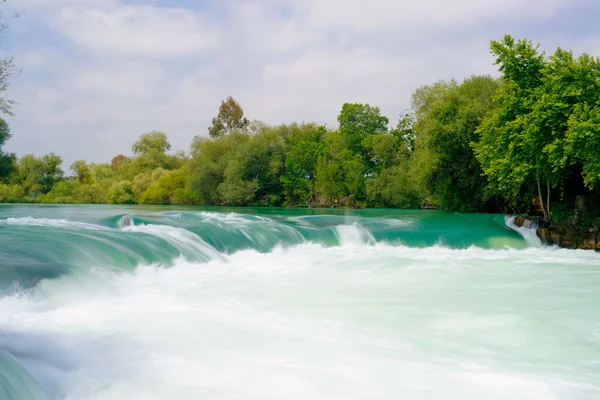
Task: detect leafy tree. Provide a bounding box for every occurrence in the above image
[366,164,421,208]
[111,154,129,169]
[314,130,366,206]
[217,178,259,206]
[70,160,93,184]
[0,2,15,116]
[280,124,326,206]
[0,183,23,203]
[72,184,105,204]
[475,36,550,218]
[187,131,251,204]
[0,118,14,179]
[208,96,249,138]
[140,168,194,205]
[476,35,600,219]
[132,131,171,155]
[107,181,136,204]
[39,180,76,204]
[566,105,600,189]
[337,103,389,168]
[412,75,500,212]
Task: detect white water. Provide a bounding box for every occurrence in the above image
[505,216,544,248]
[2,239,600,399]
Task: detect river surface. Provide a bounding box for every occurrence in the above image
[0,205,599,399]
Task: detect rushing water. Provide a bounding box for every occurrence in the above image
[0,205,599,399]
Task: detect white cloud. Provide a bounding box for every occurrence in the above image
[57,5,218,57]
[3,0,594,169]
[303,0,579,30]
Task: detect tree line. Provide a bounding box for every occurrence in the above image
[0,35,599,227]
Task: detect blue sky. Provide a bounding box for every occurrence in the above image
[3,0,600,168]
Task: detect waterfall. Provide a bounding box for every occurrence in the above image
[505,215,543,248]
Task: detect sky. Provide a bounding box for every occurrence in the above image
[2,0,600,168]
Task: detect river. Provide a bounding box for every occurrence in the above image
[1,205,599,399]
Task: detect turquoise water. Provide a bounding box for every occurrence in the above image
[0,205,599,399]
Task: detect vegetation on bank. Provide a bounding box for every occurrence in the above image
[0,35,599,230]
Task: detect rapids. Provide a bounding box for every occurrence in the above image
[0,205,599,399]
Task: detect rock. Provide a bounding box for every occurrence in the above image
[549,231,562,246]
[582,236,597,250]
[514,216,526,227]
[537,227,549,243]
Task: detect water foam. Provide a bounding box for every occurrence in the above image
[0,217,108,231]
[2,241,599,399]
[505,216,544,248]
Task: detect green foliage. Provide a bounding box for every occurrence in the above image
[39,180,76,204]
[0,183,24,203]
[72,184,106,204]
[0,119,15,179]
[314,130,366,207]
[337,103,389,170]
[11,153,63,196]
[140,168,194,205]
[4,36,599,223]
[208,96,249,138]
[187,131,250,204]
[412,75,500,212]
[70,160,93,184]
[476,35,600,219]
[107,181,135,204]
[217,178,259,206]
[366,164,421,208]
[280,124,325,206]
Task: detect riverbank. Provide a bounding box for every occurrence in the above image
[512,216,600,250]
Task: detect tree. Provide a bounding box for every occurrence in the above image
[0,2,16,116]
[475,35,600,219]
[111,154,129,169]
[40,153,64,193]
[411,75,500,212]
[337,103,389,168]
[187,131,251,204]
[107,181,136,204]
[314,130,366,206]
[280,124,326,206]
[72,184,105,204]
[13,153,63,196]
[0,118,14,179]
[475,36,551,218]
[132,131,171,155]
[70,160,92,184]
[208,96,249,138]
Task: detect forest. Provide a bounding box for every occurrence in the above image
[0,35,599,228]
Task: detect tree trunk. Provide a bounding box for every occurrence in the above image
[546,177,551,221]
[537,175,549,221]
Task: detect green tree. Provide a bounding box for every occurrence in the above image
[314,130,366,206]
[476,36,600,219]
[280,124,326,206]
[39,180,76,204]
[107,180,136,204]
[13,153,63,196]
[0,2,15,116]
[208,96,249,138]
[72,184,105,204]
[0,118,15,179]
[475,36,550,218]
[140,168,194,205]
[187,131,251,204]
[412,75,500,212]
[337,103,389,169]
[70,160,92,184]
[566,105,600,189]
